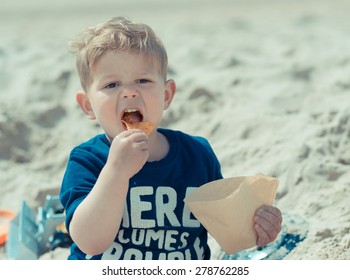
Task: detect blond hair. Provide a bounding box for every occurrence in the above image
[69,16,168,92]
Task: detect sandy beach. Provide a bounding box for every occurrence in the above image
[1,0,350,260]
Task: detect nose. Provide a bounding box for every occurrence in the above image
[121,86,139,99]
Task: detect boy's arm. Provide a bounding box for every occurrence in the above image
[68,130,149,256]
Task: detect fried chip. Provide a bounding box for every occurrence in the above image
[122,121,155,135]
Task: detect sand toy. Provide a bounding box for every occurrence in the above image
[6,195,71,259]
[0,209,16,246]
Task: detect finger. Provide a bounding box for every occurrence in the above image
[117,128,146,138]
[257,205,282,220]
[254,211,282,232]
[254,206,282,242]
[133,140,149,152]
[255,205,282,228]
[255,211,281,238]
[124,128,148,136]
[116,130,148,143]
[255,223,271,247]
[254,214,279,244]
[130,131,148,141]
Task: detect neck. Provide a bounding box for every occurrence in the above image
[147,130,169,162]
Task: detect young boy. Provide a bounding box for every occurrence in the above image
[59,16,282,260]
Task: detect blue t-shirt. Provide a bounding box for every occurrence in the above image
[60,128,223,260]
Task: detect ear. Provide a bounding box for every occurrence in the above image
[163,79,176,110]
[76,91,96,120]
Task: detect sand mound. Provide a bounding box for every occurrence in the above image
[1,0,349,259]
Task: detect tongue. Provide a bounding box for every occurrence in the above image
[122,111,143,124]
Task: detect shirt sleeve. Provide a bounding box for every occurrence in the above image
[59,146,104,232]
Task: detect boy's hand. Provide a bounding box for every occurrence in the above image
[253,204,282,247]
[108,129,149,178]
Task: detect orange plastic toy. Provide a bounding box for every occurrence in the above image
[0,209,16,246]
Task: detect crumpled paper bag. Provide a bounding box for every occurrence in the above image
[184,173,278,254]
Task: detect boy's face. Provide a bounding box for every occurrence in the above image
[77,50,175,140]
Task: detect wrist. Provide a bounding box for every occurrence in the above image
[101,162,130,191]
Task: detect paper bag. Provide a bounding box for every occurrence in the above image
[184,173,278,254]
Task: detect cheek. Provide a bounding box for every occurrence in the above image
[91,96,117,121]
[148,100,166,125]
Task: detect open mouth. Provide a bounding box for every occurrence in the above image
[121,108,155,135]
[121,109,143,126]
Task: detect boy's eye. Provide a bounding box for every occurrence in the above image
[137,79,151,84]
[105,82,119,89]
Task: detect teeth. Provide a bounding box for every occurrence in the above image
[124,109,138,113]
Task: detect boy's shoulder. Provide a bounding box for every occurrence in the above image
[160,129,221,178]
[73,134,109,150]
[159,128,213,152]
[69,134,110,161]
